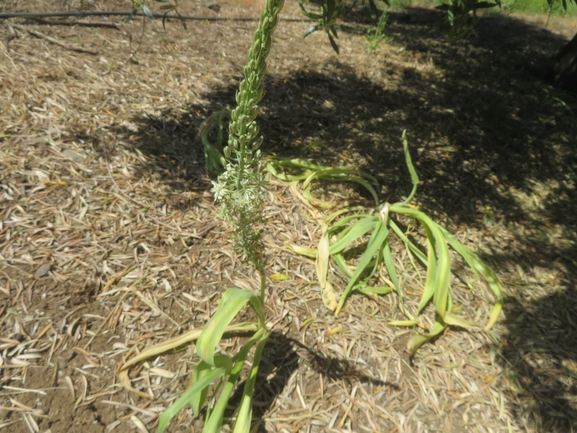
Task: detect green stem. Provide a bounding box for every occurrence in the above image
[258,264,266,302]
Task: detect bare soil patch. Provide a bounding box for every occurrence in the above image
[1,1,577,432]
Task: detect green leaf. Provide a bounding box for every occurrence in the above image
[233,333,269,433]
[333,252,353,278]
[328,32,339,54]
[158,367,226,433]
[388,220,427,266]
[196,289,264,366]
[335,221,388,316]
[417,231,438,314]
[303,24,321,38]
[286,243,318,259]
[407,321,446,356]
[329,217,377,255]
[388,319,419,327]
[205,142,225,177]
[357,285,393,296]
[189,361,212,417]
[202,328,265,432]
[401,130,419,205]
[439,226,504,329]
[389,205,451,319]
[443,312,478,329]
[298,1,323,19]
[382,240,400,295]
[160,4,175,10]
[141,4,154,19]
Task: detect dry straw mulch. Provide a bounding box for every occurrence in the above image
[2,1,577,432]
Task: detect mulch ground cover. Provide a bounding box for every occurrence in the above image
[1,0,577,432]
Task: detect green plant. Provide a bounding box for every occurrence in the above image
[298,0,356,54]
[118,0,284,431]
[436,0,500,38]
[282,131,504,356]
[198,110,228,177]
[364,10,392,52]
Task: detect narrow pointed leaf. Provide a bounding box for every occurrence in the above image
[189,361,212,417]
[357,285,393,296]
[388,319,420,327]
[328,32,339,54]
[158,367,226,433]
[196,289,263,366]
[303,24,321,38]
[329,217,377,255]
[388,220,427,266]
[335,222,388,316]
[382,240,400,295]
[439,226,504,329]
[202,328,265,432]
[443,312,478,329]
[407,321,446,357]
[286,243,318,258]
[233,334,269,433]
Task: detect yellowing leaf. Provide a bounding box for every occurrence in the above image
[270,273,290,281]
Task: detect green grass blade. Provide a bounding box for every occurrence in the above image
[443,312,478,329]
[328,214,373,233]
[417,232,437,314]
[329,217,377,255]
[233,333,269,433]
[439,226,504,327]
[197,289,264,366]
[189,360,213,417]
[357,285,393,296]
[158,367,226,433]
[349,177,380,206]
[388,220,427,266]
[390,205,451,318]
[324,206,369,225]
[335,221,389,316]
[333,252,353,278]
[120,323,258,372]
[303,184,333,208]
[202,328,265,433]
[286,244,317,259]
[407,321,446,357]
[401,130,420,205]
[382,240,400,296]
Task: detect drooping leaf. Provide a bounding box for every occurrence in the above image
[328,32,340,54]
[407,321,446,357]
[443,312,478,329]
[286,244,318,259]
[196,289,264,366]
[335,221,388,316]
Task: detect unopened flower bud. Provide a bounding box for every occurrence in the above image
[252,136,263,150]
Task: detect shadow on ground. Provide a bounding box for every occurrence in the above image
[105,7,577,431]
[225,332,388,432]
[499,287,577,431]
